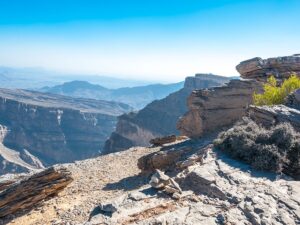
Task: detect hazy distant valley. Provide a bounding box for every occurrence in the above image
[40,80,184,109]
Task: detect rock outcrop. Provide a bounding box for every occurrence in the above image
[0,88,132,174]
[236,54,300,81]
[87,143,300,225]
[248,105,300,131]
[179,54,300,138]
[103,74,231,154]
[177,79,261,138]
[285,88,300,110]
[0,166,72,218]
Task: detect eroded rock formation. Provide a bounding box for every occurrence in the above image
[248,105,300,131]
[179,54,300,138]
[0,166,72,218]
[177,79,261,138]
[236,54,300,81]
[103,74,231,154]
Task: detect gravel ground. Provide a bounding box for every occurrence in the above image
[4,147,159,225]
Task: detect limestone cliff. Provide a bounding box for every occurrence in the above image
[0,88,132,174]
[178,54,300,138]
[103,74,231,154]
[177,79,261,137]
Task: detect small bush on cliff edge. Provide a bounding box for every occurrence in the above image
[214,118,300,178]
[253,74,300,106]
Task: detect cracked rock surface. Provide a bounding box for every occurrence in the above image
[87,143,300,225]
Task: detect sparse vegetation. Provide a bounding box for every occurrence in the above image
[214,118,300,177]
[253,74,300,106]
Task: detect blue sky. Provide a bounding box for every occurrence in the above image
[0,0,299,82]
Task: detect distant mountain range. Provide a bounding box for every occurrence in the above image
[0,66,158,89]
[40,80,184,109]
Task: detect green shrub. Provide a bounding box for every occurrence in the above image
[253,74,300,106]
[214,118,300,179]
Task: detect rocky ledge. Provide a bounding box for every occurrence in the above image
[248,104,300,131]
[88,142,300,225]
[236,54,300,81]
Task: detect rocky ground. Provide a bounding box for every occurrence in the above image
[1,137,299,225]
[1,147,158,225]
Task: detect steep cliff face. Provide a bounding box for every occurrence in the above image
[0,88,132,174]
[179,54,300,138]
[103,74,231,154]
[177,80,261,137]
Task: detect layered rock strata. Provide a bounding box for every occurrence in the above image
[236,54,300,81]
[0,166,72,218]
[103,74,231,154]
[177,79,261,138]
[179,54,300,138]
[248,105,300,131]
[0,88,132,174]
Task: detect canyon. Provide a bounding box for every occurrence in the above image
[0,54,299,225]
[0,88,132,174]
[103,74,231,154]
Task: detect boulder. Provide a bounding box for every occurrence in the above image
[0,166,73,218]
[177,79,261,138]
[236,54,300,81]
[150,169,182,198]
[149,135,177,146]
[138,139,211,172]
[248,105,300,131]
[285,88,300,110]
[138,146,189,172]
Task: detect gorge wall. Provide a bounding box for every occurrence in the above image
[178,54,300,138]
[0,88,132,174]
[103,74,231,154]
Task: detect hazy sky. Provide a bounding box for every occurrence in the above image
[0,0,299,82]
